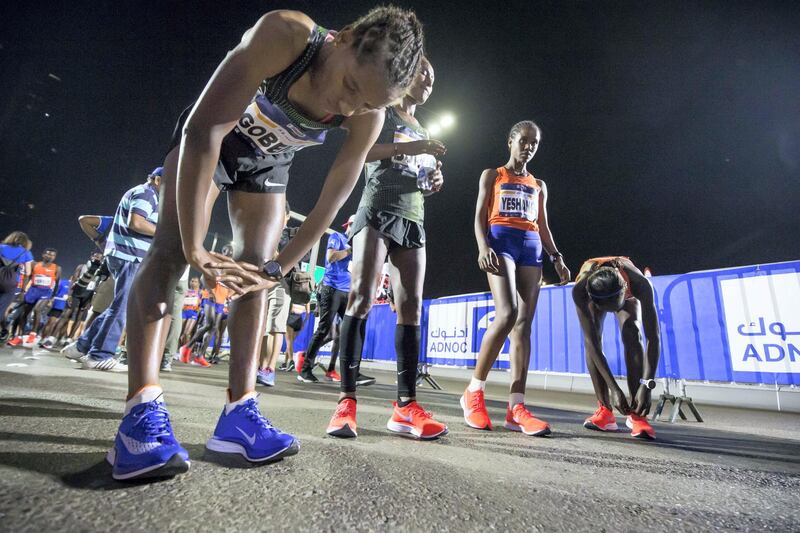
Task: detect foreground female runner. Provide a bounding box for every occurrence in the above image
[326,57,448,440]
[461,121,570,436]
[112,7,424,480]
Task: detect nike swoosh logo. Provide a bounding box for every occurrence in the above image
[348,363,359,369]
[119,432,161,455]
[236,426,256,446]
[262,180,284,187]
[398,370,407,375]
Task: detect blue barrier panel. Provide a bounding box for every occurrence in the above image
[362,303,399,362]
[660,261,800,385]
[291,261,799,385]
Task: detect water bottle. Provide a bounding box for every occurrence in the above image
[417,166,437,197]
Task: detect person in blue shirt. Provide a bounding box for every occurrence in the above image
[298,217,363,383]
[0,232,34,343]
[78,215,115,250]
[62,168,161,371]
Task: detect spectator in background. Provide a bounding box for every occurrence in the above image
[62,167,162,371]
[0,232,34,343]
[5,248,62,346]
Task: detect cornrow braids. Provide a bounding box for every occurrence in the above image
[349,5,424,90]
[508,120,541,141]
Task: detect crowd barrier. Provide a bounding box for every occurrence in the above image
[291,260,799,386]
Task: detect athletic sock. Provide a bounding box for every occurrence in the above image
[125,385,163,415]
[225,390,257,414]
[509,393,525,408]
[339,315,366,393]
[468,377,486,392]
[395,324,420,401]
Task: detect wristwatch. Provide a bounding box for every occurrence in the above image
[262,260,283,281]
[549,251,563,263]
[639,378,656,390]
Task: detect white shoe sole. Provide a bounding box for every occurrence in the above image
[386,420,448,440]
[205,437,299,462]
[583,421,619,431]
[106,447,190,480]
[504,421,552,436]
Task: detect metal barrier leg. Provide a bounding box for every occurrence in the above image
[669,398,686,423]
[416,364,442,390]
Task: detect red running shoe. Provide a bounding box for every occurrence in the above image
[179,345,191,364]
[7,336,23,347]
[460,388,492,430]
[325,369,341,382]
[504,404,551,436]
[626,414,656,440]
[295,351,305,373]
[327,398,357,438]
[192,355,211,368]
[583,404,619,431]
[387,401,448,440]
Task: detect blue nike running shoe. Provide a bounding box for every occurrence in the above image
[107,396,190,480]
[206,396,299,462]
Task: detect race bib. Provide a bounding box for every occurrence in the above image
[391,126,435,177]
[498,183,538,221]
[33,274,52,288]
[234,96,328,156]
[184,296,199,307]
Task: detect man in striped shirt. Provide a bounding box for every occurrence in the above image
[63,167,161,372]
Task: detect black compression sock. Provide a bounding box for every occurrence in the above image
[395,324,420,401]
[339,315,366,393]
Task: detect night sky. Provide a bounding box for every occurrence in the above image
[1,1,798,298]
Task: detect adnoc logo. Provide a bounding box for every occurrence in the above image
[473,305,510,354]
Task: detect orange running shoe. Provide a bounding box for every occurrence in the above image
[179,345,191,364]
[327,398,357,438]
[7,336,23,347]
[295,351,305,373]
[192,355,211,368]
[504,404,551,436]
[325,369,341,382]
[387,401,448,440]
[626,414,656,440]
[460,388,492,430]
[583,404,619,431]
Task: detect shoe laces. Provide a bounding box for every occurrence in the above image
[242,397,274,430]
[334,399,355,418]
[469,390,486,411]
[134,399,172,438]
[405,402,433,420]
[512,404,535,421]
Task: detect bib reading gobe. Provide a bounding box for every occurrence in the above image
[235,96,328,156]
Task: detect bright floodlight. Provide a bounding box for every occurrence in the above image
[439,113,455,128]
[427,122,443,136]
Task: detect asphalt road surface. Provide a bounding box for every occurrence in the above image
[0,346,798,532]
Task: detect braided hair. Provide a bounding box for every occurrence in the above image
[508,120,541,141]
[348,5,425,91]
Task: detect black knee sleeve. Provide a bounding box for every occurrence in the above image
[395,324,420,401]
[339,315,366,393]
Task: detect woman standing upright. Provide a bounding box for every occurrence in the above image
[461,121,570,436]
[326,57,449,440]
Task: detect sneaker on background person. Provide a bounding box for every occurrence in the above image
[356,372,376,387]
[583,404,619,432]
[626,414,656,440]
[504,404,551,436]
[325,369,341,382]
[460,387,492,430]
[257,368,276,387]
[386,401,448,440]
[192,355,211,368]
[297,367,319,383]
[82,356,128,372]
[326,398,357,438]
